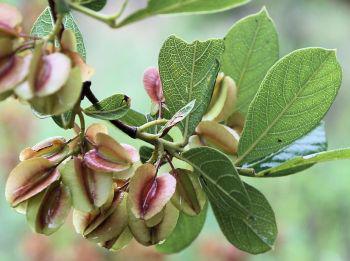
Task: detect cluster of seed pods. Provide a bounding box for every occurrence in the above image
[0,3,93,116]
[2,2,245,251]
[5,122,209,250]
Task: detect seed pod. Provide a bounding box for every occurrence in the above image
[127,164,176,221]
[73,191,123,235]
[128,202,179,246]
[30,66,83,116]
[0,3,22,37]
[61,29,77,53]
[171,169,207,216]
[196,121,240,155]
[99,227,133,251]
[143,67,164,104]
[85,123,108,145]
[0,54,31,98]
[19,136,69,163]
[5,158,59,207]
[84,133,139,175]
[64,50,94,82]
[60,157,113,213]
[203,75,237,123]
[26,181,71,235]
[227,111,245,134]
[73,191,128,244]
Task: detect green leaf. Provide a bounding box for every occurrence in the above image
[31,7,86,60]
[139,146,153,164]
[246,122,327,174]
[237,48,342,165]
[119,109,147,126]
[222,8,279,115]
[119,0,250,27]
[159,36,224,140]
[160,100,196,137]
[52,111,76,130]
[257,148,350,177]
[156,202,208,254]
[182,147,251,218]
[84,94,131,120]
[212,183,277,254]
[82,0,107,11]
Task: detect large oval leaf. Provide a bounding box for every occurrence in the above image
[212,183,277,254]
[182,147,251,218]
[237,48,342,165]
[222,8,279,115]
[159,36,224,139]
[156,202,208,254]
[245,122,327,175]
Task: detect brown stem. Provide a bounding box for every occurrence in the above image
[47,0,64,39]
[82,82,138,139]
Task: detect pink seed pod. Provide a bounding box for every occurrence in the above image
[143,67,164,104]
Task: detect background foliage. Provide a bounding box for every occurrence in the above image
[0,0,350,260]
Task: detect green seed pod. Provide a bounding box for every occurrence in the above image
[128,202,179,246]
[73,191,129,244]
[203,75,237,123]
[26,181,72,235]
[171,169,207,216]
[19,136,69,164]
[61,29,77,52]
[99,227,133,251]
[60,157,114,213]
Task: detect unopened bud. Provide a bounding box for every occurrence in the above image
[143,67,164,104]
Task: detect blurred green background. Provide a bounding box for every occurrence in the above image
[1,0,350,260]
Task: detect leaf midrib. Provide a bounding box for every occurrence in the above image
[235,14,263,112]
[183,41,198,139]
[236,51,332,165]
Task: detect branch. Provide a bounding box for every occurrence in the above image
[47,0,65,39]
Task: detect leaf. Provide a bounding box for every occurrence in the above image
[31,7,86,60]
[84,94,131,120]
[118,0,250,27]
[159,36,224,139]
[160,100,195,137]
[212,183,277,254]
[82,0,107,11]
[246,122,327,174]
[52,111,76,130]
[156,202,208,254]
[257,148,350,177]
[237,48,342,165]
[182,147,251,218]
[221,8,279,115]
[119,109,147,126]
[139,146,153,164]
